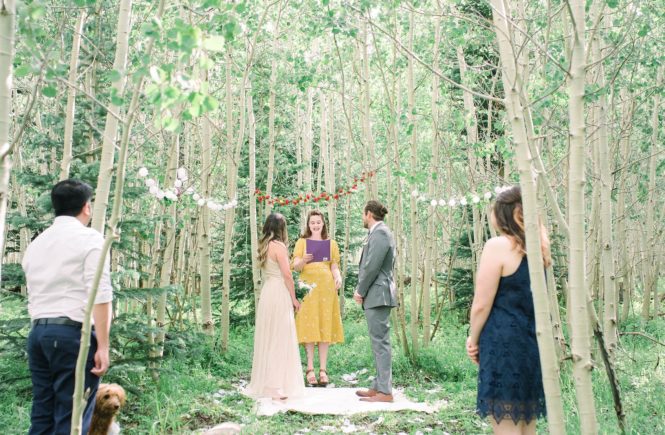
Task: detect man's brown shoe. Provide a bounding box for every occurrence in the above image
[359,392,393,403]
[355,389,377,398]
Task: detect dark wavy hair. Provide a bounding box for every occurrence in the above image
[493,186,552,267]
[257,213,289,268]
[302,210,328,240]
[364,200,388,221]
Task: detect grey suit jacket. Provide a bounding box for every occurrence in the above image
[357,222,398,309]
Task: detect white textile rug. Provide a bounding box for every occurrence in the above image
[245,387,446,416]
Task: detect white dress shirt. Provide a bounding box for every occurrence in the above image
[22,216,113,322]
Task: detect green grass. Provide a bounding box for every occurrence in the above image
[1,294,664,434]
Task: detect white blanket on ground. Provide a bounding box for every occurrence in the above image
[246,387,446,416]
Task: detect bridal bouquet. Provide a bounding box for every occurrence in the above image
[297,280,317,296]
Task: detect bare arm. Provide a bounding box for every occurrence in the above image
[91,302,112,376]
[273,242,299,309]
[467,238,503,363]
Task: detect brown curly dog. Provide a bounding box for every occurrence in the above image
[88,383,126,435]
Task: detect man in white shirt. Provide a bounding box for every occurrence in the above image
[22,179,113,435]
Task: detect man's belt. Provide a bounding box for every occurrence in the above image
[32,317,83,328]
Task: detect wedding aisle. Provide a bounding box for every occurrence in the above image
[247,387,447,416]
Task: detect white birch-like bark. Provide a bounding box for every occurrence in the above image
[59,11,87,180]
[91,0,133,233]
[642,67,662,319]
[490,0,566,432]
[199,96,213,334]
[247,83,261,308]
[0,0,16,282]
[407,10,419,354]
[566,0,599,430]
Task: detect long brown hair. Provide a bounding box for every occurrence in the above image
[257,213,289,268]
[301,210,328,240]
[493,186,552,267]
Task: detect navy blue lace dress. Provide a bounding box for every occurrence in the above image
[477,256,546,424]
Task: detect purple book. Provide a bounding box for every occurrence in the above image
[306,239,331,263]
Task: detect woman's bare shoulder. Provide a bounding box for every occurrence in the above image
[484,236,512,252]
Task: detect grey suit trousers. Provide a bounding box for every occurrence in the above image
[364,306,393,394]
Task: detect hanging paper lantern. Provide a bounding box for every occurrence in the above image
[176,168,188,181]
[174,179,183,188]
[145,178,156,187]
[448,198,456,207]
[138,167,149,177]
[430,199,437,207]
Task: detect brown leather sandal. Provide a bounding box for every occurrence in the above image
[306,369,318,386]
[319,369,329,387]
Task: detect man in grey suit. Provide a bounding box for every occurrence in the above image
[354,200,398,402]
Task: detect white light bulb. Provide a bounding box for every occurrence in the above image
[430,199,437,207]
[484,192,492,200]
[448,198,456,207]
[438,199,446,207]
[138,167,149,177]
[197,198,205,206]
[460,198,468,206]
[472,195,480,203]
[192,193,200,201]
[174,179,183,188]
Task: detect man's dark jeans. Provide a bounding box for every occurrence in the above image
[27,323,99,435]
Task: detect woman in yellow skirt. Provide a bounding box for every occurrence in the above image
[293,210,344,386]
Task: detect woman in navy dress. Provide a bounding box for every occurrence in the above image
[466,186,549,434]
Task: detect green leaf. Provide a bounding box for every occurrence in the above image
[202,95,219,112]
[637,24,649,37]
[29,6,46,20]
[14,65,31,78]
[606,0,618,8]
[41,86,57,98]
[203,35,225,52]
[107,69,123,83]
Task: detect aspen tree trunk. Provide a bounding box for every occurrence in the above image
[360,19,377,198]
[319,93,332,231]
[199,97,214,334]
[642,67,663,319]
[566,0,599,430]
[152,136,179,379]
[590,5,617,353]
[72,0,167,421]
[303,89,314,196]
[327,95,336,238]
[421,15,442,348]
[247,83,261,308]
[59,11,86,181]
[91,0,132,233]
[616,91,633,321]
[490,0,566,432]
[221,48,235,351]
[407,10,419,355]
[264,3,283,217]
[0,0,16,283]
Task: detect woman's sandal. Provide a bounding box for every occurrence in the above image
[318,369,329,387]
[306,369,318,387]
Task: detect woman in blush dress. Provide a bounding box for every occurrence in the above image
[246,213,305,400]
